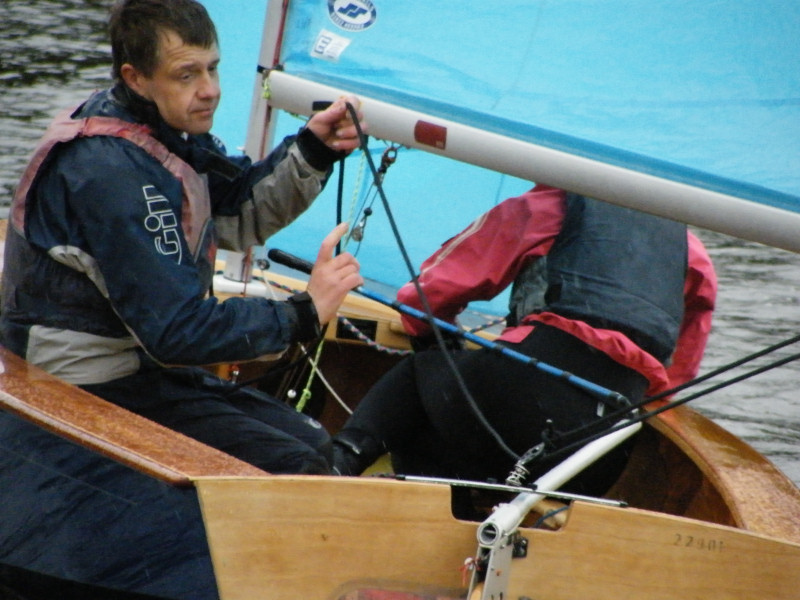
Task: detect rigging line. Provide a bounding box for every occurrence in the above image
[344,145,400,252]
[346,185,379,257]
[342,104,418,302]
[338,316,412,356]
[540,349,800,465]
[558,331,800,443]
[468,316,506,334]
[647,331,800,403]
[333,103,521,461]
[335,157,345,256]
[301,343,353,415]
[295,340,326,412]
[341,151,368,253]
[312,151,355,394]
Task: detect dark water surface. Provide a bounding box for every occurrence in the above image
[1,0,798,488]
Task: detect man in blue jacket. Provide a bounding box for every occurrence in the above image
[1,0,364,474]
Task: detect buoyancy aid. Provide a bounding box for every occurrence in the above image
[511,194,687,362]
[10,105,213,265]
[2,105,217,354]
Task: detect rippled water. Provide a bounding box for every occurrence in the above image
[1,0,798,487]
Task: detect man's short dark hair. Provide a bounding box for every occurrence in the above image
[109,0,218,80]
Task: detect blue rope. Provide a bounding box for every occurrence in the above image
[355,286,628,405]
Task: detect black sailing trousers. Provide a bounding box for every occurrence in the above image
[339,323,649,495]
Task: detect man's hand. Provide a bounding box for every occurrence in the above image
[307,223,364,325]
[306,95,365,152]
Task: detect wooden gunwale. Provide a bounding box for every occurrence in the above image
[0,346,266,486]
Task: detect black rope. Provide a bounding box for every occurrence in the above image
[553,331,800,449]
[343,102,519,461]
[335,157,345,256]
[539,346,800,465]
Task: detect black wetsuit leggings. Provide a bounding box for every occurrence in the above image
[341,323,649,495]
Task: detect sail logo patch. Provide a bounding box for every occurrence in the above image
[327,0,377,31]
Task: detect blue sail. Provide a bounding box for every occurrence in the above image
[204,0,800,313]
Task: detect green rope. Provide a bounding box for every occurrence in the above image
[295,339,325,413]
[298,151,365,410]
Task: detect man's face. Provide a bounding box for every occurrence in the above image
[125,30,221,135]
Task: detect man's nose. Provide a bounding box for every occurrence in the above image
[198,71,220,98]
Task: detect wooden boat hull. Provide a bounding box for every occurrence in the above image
[196,475,800,600]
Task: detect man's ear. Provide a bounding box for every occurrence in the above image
[120,63,149,99]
